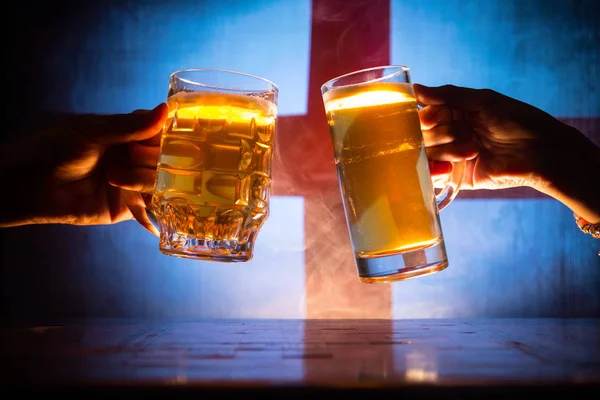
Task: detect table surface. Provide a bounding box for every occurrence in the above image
[1,318,599,395]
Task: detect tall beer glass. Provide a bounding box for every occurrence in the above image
[321,66,463,283]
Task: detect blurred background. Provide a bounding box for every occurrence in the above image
[2,0,599,323]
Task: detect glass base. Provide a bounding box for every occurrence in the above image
[355,239,448,283]
[159,236,254,262]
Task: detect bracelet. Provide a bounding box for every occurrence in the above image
[574,214,600,239]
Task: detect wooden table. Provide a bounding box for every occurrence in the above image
[1,318,599,397]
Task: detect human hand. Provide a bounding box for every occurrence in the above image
[416,84,570,190]
[1,104,168,231]
[415,83,600,222]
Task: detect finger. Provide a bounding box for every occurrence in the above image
[121,190,159,236]
[129,143,160,169]
[106,166,157,193]
[426,141,479,162]
[418,105,453,130]
[414,84,495,112]
[124,109,164,146]
[422,124,455,147]
[140,131,163,147]
[75,103,168,146]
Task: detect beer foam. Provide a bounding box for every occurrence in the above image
[175,105,275,125]
[324,86,415,112]
[168,91,277,124]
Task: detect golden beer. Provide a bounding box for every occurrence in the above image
[151,90,276,261]
[324,81,442,259]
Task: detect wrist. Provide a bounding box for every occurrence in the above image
[0,140,50,227]
[534,125,600,223]
[574,214,600,239]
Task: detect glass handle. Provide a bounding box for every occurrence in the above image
[433,159,465,211]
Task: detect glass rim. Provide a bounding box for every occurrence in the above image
[170,68,279,93]
[321,65,410,92]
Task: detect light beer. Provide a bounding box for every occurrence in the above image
[151,91,276,261]
[324,81,441,258]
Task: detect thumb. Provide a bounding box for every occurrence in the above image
[413,84,494,112]
[76,103,168,146]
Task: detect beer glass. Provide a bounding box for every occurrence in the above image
[321,65,464,283]
[147,68,278,262]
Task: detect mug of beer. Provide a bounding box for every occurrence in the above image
[145,68,278,262]
[321,65,464,283]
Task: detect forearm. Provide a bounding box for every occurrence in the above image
[0,141,42,227]
[1,112,74,227]
[535,127,600,223]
